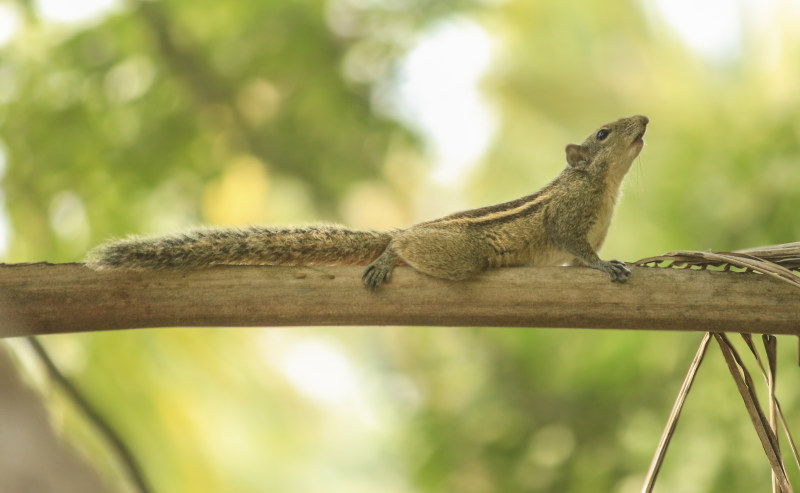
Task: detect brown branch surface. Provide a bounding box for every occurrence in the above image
[1,263,800,338]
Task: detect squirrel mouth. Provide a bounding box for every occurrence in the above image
[632,130,646,145]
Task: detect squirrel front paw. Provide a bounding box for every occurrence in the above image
[599,259,630,283]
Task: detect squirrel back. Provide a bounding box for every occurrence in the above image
[86,225,392,269]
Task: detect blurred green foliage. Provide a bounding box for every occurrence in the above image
[2,0,800,492]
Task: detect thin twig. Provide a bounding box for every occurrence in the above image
[26,337,154,493]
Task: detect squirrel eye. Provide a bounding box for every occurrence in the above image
[596,129,610,141]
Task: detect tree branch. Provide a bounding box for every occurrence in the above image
[1,263,799,338]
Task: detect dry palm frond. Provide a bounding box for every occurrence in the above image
[640,333,712,493]
[634,242,800,290]
[714,333,793,493]
[637,242,800,492]
[740,334,800,474]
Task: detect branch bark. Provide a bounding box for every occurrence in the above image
[1,263,799,338]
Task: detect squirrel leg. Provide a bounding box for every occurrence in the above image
[392,228,488,282]
[563,242,630,283]
[362,247,400,291]
[363,229,489,290]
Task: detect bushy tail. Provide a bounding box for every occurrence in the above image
[86,225,393,270]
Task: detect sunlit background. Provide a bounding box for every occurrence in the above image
[1,0,800,492]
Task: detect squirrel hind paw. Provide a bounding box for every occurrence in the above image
[362,264,392,291]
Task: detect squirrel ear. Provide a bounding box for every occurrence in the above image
[565,144,588,167]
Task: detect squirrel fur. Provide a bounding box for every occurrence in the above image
[87,115,649,290]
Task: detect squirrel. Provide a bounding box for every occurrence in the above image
[86,115,649,290]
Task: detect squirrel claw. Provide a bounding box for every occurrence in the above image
[604,259,630,283]
[362,264,391,291]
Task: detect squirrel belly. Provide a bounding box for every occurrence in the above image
[86,225,392,269]
[87,115,649,290]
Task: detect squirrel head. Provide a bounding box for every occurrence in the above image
[565,115,649,180]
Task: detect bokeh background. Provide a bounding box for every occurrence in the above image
[1,0,800,492]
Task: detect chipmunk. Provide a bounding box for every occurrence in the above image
[87,115,648,290]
